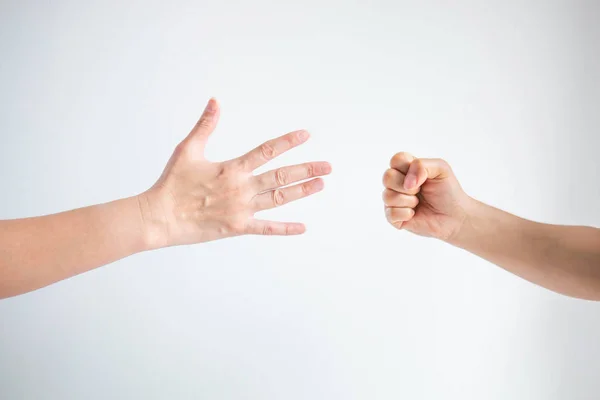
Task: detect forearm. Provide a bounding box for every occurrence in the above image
[0,195,151,298]
[449,199,600,300]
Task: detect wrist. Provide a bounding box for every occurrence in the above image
[444,196,483,248]
[135,191,170,251]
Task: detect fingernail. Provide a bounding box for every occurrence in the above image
[322,163,332,174]
[205,98,217,113]
[297,130,309,141]
[404,175,416,190]
[385,208,392,218]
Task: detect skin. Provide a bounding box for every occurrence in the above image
[0,98,332,299]
[382,152,600,301]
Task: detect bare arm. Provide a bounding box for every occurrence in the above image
[382,152,600,301]
[0,99,331,299]
[0,197,149,298]
[449,200,600,300]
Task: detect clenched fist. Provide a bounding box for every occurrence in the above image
[382,152,472,241]
[139,98,332,249]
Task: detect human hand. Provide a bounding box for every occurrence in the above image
[138,98,331,249]
[382,152,472,241]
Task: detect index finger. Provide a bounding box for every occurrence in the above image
[389,152,415,174]
[238,130,310,171]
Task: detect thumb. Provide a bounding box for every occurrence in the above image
[404,158,451,190]
[186,98,220,146]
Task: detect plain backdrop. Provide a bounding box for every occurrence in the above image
[1,1,599,399]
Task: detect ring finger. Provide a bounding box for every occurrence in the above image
[382,189,419,208]
[252,178,325,211]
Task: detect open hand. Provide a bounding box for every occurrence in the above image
[139,98,331,249]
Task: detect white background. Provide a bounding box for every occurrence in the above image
[1,1,599,399]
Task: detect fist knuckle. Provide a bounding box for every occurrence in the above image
[391,152,412,165]
[388,208,397,220]
[382,169,395,186]
[382,189,394,203]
